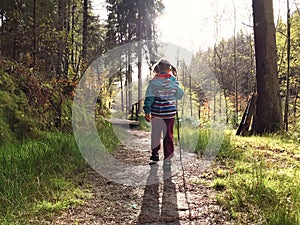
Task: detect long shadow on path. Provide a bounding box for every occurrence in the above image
[137,162,180,225]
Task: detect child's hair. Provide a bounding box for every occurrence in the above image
[153,59,177,76]
[171,66,177,76]
[153,64,160,74]
[158,61,170,72]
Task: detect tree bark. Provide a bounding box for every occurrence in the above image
[284,0,291,131]
[232,0,238,121]
[33,0,37,66]
[252,0,283,134]
[0,9,4,55]
[82,0,88,60]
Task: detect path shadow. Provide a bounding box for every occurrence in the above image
[137,162,180,224]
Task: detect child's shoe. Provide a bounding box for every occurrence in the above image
[150,154,159,162]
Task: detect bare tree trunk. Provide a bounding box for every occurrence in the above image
[249,32,256,93]
[213,79,216,122]
[1,9,4,55]
[137,2,142,115]
[284,0,291,131]
[71,0,75,70]
[293,94,298,117]
[33,0,37,66]
[120,71,124,112]
[214,44,229,123]
[82,0,88,60]
[252,0,283,134]
[232,0,238,121]
[126,48,133,117]
[189,67,192,117]
[137,39,142,114]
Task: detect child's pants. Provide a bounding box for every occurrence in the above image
[151,117,175,159]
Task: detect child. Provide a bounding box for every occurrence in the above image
[143,59,184,163]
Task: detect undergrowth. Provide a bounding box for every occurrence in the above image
[0,132,88,224]
[212,132,300,224]
[179,123,300,224]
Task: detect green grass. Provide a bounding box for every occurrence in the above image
[0,132,88,224]
[96,116,121,152]
[179,126,300,224]
[179,124,231,156]
[213,132,300,224]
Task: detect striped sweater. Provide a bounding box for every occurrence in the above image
[143,73,184,119]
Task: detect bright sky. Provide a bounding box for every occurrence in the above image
[92,0,297,52]
[155,0,253,51]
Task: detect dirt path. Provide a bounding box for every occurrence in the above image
[54,129,232,225]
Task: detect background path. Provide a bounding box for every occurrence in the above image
[54,128,232,224]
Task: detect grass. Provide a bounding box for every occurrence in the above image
[212,132,300,224]
[0,132,88,224]
[178,124,300,224]
[179,122,231,157]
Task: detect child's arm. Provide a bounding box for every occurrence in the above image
[169,76,184,100]
[143,84,155,120]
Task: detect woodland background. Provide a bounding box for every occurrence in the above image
[0,0,300,224]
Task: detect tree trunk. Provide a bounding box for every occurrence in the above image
[293,94,298,117]
[82,0,88,60]
[71,0,75,70]
[284,0,291,131]
[189,67,192,117]
[33,0,37,66]
[120,70,124,112]
[1,9,4,55]
[232,0,238,121]
[252,0,283,134]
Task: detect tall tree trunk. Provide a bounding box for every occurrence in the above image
[82,0,88,61]
[249,33,256,93]
[64,0,71,77]
[137,2,142,115]
[0,9,4,55]
[232,0,238,121]
[252,0,283,134]
[189,67,192,117]
[126,48,133,117]
[71,0,75,70]
[284,0,291,131]
[33,0,37,66]
[293,94,298,117]
[120,71,124,112]
[57,0,66,78]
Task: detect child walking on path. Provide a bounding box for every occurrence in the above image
[143,59,184,163]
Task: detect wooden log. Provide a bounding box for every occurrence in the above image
[107,118,140,126]
[236,93,258,136]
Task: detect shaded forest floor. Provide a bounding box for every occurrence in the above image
[53,129,232,225]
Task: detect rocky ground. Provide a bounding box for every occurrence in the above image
[54,129,233,225]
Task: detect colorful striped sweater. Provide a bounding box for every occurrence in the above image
[143,73,184,119]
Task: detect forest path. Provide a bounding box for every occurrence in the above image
[54,128,232,225]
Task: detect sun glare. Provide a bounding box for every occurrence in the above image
[92,0,293,52]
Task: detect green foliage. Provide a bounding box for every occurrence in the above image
[136,114,151,131]
[215,134,300,224]
[178,123,231,157]
[0,68,38,143]
[0,132,87,224]
[276,10,300,134]
[106,0,164,48]
[0,0,105,76]
[96,115,120,152]
[0,59,78,135]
